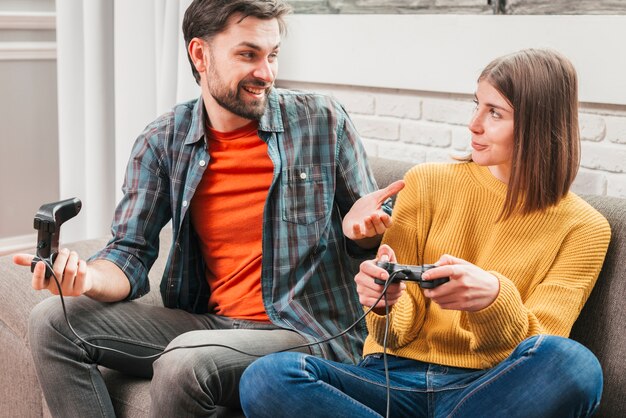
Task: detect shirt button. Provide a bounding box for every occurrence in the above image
[199,160,206,167]
[300,172,307,180]
[182,200,188,207]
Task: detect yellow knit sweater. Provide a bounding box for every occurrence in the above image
[364,162,611,369]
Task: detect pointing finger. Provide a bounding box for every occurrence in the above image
[375,180,405,205]
[12,253,35,267]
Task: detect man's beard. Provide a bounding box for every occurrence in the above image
[207,64,271,121]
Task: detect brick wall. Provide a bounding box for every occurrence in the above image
[278,80,626,198]
[289,0,626,14]
[289,0,493,14]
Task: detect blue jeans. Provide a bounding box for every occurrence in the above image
[240,335,602,418]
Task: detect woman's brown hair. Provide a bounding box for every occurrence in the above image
[474,49,580,220]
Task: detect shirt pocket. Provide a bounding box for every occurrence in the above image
[282,165,331,225]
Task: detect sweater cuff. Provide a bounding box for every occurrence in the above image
[365,293,416,346]
[468,272,524,326]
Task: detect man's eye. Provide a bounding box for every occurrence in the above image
[241,52,254,59]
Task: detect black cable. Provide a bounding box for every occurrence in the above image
[39,254,403,362]
[383,289,391,418]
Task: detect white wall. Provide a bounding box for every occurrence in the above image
[278,80,626,198]
[276,15,626,199]
[57,0,199,246]
[278,15,626,106]
[3,11,626,254]
[0,3,58,254]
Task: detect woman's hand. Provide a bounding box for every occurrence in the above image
[355,245,405,313]
[421,254,500,311]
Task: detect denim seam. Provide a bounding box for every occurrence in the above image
[425,364,471,392]
[324,359,428,393]
[300,356,385,416]
[87,364,112,418]
[72,334,166,351]
[76,333,158,417]
[447,335,544,417]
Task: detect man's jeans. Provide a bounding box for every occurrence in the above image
[28,296,310,417]
[240,335,602,418]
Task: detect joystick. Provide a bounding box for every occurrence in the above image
[30,198,82,278]
[374,261,449,289]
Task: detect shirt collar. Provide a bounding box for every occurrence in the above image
[185,97,208,145]
[185,89,284,146]
[258,88,284,133]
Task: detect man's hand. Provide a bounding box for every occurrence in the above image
[13,248,92,297]
[13,251,130,301]
[343,180,405,248]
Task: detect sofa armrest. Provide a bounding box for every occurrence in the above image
[0,229,170,417]
[0,236,110,343]
[0,254,50,342]
[571,195,626,417]
[0,228,173,346]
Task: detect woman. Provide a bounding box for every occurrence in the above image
[238,49,611,418]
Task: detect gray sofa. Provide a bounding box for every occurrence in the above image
[0,157,624,417]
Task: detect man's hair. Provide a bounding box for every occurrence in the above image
[183,0,292,84]
[479,48,580,220]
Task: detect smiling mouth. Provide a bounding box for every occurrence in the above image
[242,85,270,96]
[471,141,488,151]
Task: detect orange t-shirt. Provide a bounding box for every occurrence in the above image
[190,121,273,321]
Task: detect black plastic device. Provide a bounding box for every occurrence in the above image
[30,197,82,278]
[381,197,393,216]
[374,261,449,289]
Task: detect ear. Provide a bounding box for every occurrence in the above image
[188,37,209,74]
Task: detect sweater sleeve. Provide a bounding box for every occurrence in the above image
[365,288,427,349]
[463,210,611,365]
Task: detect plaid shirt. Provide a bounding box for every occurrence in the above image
[91,89,378,363]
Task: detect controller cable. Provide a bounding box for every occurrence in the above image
[40,254,402,417]
[383,290,392,418]
[41,254,402,416]
[33,198,400,415]
[39,253,402,357]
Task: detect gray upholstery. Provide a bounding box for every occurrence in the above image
[0,156,623,417]
[570,195,626,417]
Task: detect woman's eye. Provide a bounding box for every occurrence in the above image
[490,109,501,119]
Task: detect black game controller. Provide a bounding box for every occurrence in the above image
[374,261,449,289]
[381,197,393,216]
[30,198,82,278]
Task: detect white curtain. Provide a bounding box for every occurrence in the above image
[56,0,198,243]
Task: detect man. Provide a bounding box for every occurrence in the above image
[15,0,402,416]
